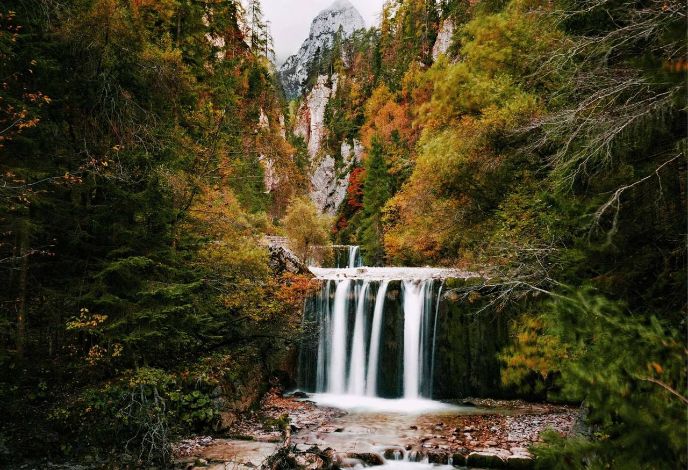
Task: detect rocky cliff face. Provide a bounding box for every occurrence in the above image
[278,0,365,99]
[432,18,455,60]
[293,74,363,214]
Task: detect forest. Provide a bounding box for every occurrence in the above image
[0,0,685,468]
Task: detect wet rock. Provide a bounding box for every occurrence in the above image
[451,453,467,466]
[506,454,534,469]
[193,458,208,467]
[291,391,309,399]
[347,452,384,466]
[383,448,403,460]
[294,453,325,470]
[334,428,344,433]
[410,425,418,430]
[321,448,337,462]
[428,452,449,464]
[466,451,507,468]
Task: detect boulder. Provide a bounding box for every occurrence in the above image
[346,452,384,466]
[267,244,308,275]
[428,452,449,464]
[506,454,535,469]
[451,452,467,466]
[466,451,506,468]
[294,453,325,470]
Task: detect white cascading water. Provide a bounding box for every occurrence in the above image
[328,279,351,394]
[348,245,361,268]
[402,280,429,400]
[365,280,389,396]
[302,246,450,404]
[348,281,370,395]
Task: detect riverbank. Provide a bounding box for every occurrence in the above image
[174,389,579,469]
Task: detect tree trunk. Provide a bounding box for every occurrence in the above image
[16,220,29,358]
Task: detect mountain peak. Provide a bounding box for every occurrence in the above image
[278,0,365,99]
[327,0,356,12]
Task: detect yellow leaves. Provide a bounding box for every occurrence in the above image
[499,313,568,387]
[282,196,332,260]
[112,343,123,358]
[649,362,664,374]
[66,308,108,331]
[86,345,107,366]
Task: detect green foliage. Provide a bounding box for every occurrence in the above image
[282,196,333,260]
[0,0,304,464]
[526,290,688,468]
[52,367,219,464]
[361,137,391,265]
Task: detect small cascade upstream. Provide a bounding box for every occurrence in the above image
[299,246,462,403]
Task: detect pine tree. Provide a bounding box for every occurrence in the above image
[361,137,391,265]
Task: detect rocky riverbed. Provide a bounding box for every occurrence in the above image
[174,389,579,469]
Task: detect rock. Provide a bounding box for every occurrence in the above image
[383,448,405,460]
[509,447,530,455]
[485,440,498,446]
[451,453,467,466]
[432,18,455,60]
[291,391,309,399]
[506,454,535,469]
[321,447,338,462]
[193,458,208,467]
[410,425,418,430]
[294,453,325,470]
[334,428,344,433]
[347,452,384,466]
[266,243,308,275]
[466,451,506,468]
[216,412,237,431]
[278,1,365,99]
[309,152,349,215]
[428,452,449,464]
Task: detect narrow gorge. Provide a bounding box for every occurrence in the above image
[1,0,684,468]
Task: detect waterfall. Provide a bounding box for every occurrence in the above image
[348,245,361,268]
[366,280,389,396]
[302,246,447,400]
[402,280,430,400]
[347,281,370,395]
[328,279,351,394]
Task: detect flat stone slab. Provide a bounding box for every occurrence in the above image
[178,439,279,469]
[309,266,481,281]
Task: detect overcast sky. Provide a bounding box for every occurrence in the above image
[259,0,386,63]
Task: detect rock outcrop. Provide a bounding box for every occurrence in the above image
[308,138,363,214]
[278,0,365,99]
[295,75,339,159]
[432,18,455,60]
[264,236,309,275]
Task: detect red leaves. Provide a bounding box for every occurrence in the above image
[346,166,365,210]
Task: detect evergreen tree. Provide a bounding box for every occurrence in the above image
[361,137,391,265]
